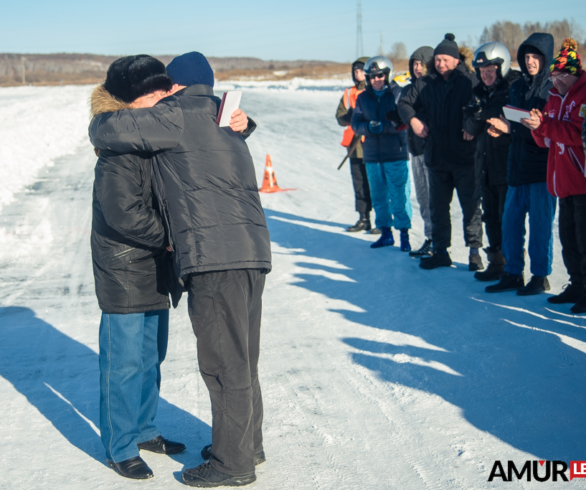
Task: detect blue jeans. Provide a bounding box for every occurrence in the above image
[365,160,412,230]
[99,309,169,462]
[502,183,557,277]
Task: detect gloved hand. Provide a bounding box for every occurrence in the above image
[463,96,484,121]
[369,120,384,134]
[385,109,403,126]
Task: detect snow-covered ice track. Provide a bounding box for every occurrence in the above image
[2,84,586,489]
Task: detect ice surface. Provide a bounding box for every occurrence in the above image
[0,81,585,489]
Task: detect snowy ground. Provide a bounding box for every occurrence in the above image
[1,81,585,489]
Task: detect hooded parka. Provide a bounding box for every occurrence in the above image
[90,85,179,314]
[89,84,272,280]
[398,47,478,169]
[506,33,554,187]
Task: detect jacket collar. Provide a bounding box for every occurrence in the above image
[175,84,215,97]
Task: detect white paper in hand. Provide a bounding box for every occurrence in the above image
[503,105,531,123]
[217,91,243,127]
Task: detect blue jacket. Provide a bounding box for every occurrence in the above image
[351,82,408,163]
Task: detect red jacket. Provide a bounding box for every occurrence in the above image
[532,71,586,198]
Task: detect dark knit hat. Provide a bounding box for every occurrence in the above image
[166,52,214,88]
[550,38,583,75]
[104,55,173,103]
[434,33,459,59]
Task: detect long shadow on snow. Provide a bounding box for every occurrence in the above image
[0,306,210,467]
[265,209,586,460]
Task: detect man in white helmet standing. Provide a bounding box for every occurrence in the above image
[351,56,412,251]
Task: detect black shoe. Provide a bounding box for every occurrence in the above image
[517,276,550,296]
[571,294,586,314]
[346,217,371,233]
[107,456,153,480]
[201,445,266,466]
[409,238,432,257]
[369,227,382,235]
[547,283,583,304]
[419,252,452,270]
[138,435,186,455]
[182,461,255,487]
[485,272,524,293]
[469,253,484,272]
[474,262,505,281]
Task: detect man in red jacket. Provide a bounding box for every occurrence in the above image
[529,38,586,313]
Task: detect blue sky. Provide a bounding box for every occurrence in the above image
[1,1,584,61]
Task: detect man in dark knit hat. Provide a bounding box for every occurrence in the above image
[90,51,271,488]
[90,55,186,481]
[399,34,484,271]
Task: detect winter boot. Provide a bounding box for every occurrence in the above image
[419,250,452,270]
[517,276,550,296]
[346,213,371,233]
[474,248,505,282]
[400,228,411,252]
[201,445,266,466]
[371,227,394,248]
[485,272,524,293]
[369,227,382,235]
[182,461,255,487]
[547,283,583,304]
[409,238,432,257]
[469,251,484,272]
[571,292,586,314]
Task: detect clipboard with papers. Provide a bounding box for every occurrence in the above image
[503,105,531,123]
[216,90,243,127]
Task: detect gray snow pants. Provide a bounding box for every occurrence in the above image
[187,269,266,476]
[410,154,432,239]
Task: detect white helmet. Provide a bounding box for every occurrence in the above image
[473,42,511,79]
[364,56,394,86]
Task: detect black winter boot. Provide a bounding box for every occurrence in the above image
[420,250,452,270]
[517,276,550,296]
[182,461,255,487]
[409,238,432,257]
[201,444,266,466]
[485,272,524,293]
[469,252,484,272]
[474,248,505,281]
[571,293,586,314]
[346,213,371,232]
[107,456,153,480]
[547,283,583,304]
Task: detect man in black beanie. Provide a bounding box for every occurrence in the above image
[89,52,271,488]
[90,55,186,481]
[399,34,484,271]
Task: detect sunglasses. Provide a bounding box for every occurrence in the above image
[369,73,385,80]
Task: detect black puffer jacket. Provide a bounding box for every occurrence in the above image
[398,47,479,169]
[351,81,408,163]
[90,86,180,314]
[401,46,434,156]
[89,84,271,279]
[463,69,522,193]
[506,33,554,187]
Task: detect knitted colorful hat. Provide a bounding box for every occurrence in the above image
[550,38,582,75]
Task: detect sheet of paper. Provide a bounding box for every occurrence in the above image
[503,105,531,123]
[217,91,243,127]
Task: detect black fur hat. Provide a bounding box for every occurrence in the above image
[104,55,173,103]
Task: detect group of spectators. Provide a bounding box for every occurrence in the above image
[336,32,586,313]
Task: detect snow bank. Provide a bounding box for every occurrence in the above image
[0,85,93,214]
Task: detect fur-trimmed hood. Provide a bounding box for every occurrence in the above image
[90,84,130,117]
[425,46,475,77]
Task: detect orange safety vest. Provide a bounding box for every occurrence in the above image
[341,86,365,147]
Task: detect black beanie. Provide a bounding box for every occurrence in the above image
[104,55,173,103]
[434,33,459,59]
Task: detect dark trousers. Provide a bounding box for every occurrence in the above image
[428,165,483,250]
[559,195,586,288]
[350,157,372,214]
[482,184,508,250]
[187,269,266,476]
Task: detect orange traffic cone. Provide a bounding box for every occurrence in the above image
[259,155,295,193]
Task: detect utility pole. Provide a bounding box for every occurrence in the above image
[379,32,384,56]
[21,57,26,84]
[356,0,363,58]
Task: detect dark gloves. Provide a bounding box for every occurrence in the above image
[463,95,485,121]
[369,120,384,134]
[385,109,403,126]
